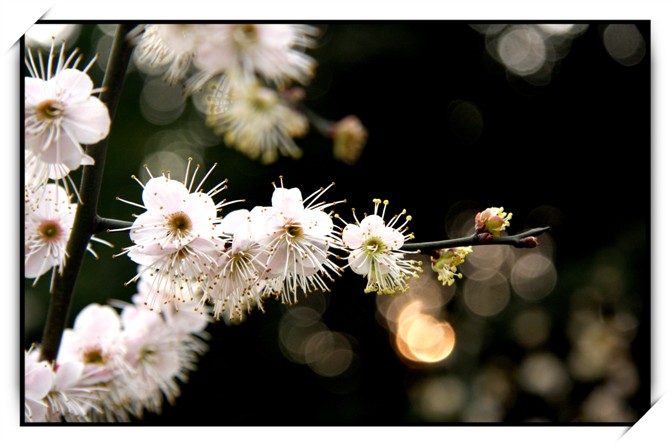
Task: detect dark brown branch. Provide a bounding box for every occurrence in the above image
[39,24,137,363]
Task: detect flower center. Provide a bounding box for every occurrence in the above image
[83,348,105,365]
[250,87,278,111]
[232,24,259,48]
[167,212,192,236]
[36,99,64,120]
[285,223,304,239]
[38,220,62,242]
[364,236,386,255]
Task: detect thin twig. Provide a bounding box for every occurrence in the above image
[39,24,137,363]
[94,216,133,233]
[404,226,551,252]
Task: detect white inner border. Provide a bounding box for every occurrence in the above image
[3,1,666,444]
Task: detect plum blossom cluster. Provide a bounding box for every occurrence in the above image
[132,24,367,164]
[23,41,112,286]
[117,162,427,321]
[24,276,210,422]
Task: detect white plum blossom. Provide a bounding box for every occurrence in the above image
[203,209,269,321]
[194,24,318,87]
[249,181,343,304]
[133,25,202,86]
[24,183,76,285]
[340,199,422,294]
[118,161,231,309]
[116,304,188,417]
[206,82,308,164]
[46,360,104,422]
[24,348,53,422]
[57,303,127,385]
[24,40,110,188]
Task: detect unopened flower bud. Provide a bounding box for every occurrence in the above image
[518,236,539,248]
[331,115,368,165]
[475,207,512,238]
[475,232,493,243]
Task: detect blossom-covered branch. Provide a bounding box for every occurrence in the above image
[39,24,136,363]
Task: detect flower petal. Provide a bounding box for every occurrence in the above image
[271,187,304,219]
[342,223,364,249]
[142,177,189,212]
[62,96,110,144]
[54,68,93,102]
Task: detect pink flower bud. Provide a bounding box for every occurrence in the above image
[474,207,512,238]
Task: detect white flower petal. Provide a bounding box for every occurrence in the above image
[299,209,333,238]
[142,177,189,212]
[270,187,304,218]
[221,209,250,234]
[62,96,110,144]
[53,361,85,390]
[342,223,364,249]
[54,68,94,102]
[72,303,122,338]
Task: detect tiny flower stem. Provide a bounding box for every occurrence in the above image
[300,104,335,137]
[94,216,133,233]
[403,226,551,251]
[39,24,137,363]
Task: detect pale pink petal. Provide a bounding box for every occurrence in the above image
[348,249,371,275]
[156,24,199,53]
[72,303,122,338]
[380,226,405,250]
[142,177,189,212]
[271,187,304,218]
[130,211,169,243]
[221,209,250,234]
[24,245,55,278]
[183,192,218,233]
[37,130,83,166]
[24,77,49,106]
[53,68,93,102]
[359,214,385,236]
[342,223,364,249]
[62,96,110,144]
[248,206,278,241]
[25,362,54,401]
[299,209,333,238]
[53,361,85,390]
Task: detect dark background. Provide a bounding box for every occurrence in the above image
[23,22,650,424]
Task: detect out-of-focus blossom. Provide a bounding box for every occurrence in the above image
[331,115,368,165]
[194,24,318,87]
[24,348,53,422]
[206,83,308,164]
